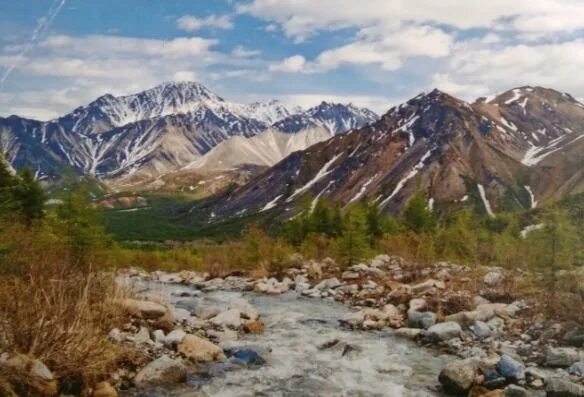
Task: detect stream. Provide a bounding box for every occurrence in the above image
[127,280,451,396]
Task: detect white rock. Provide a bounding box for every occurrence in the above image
[228,298,259,320]
[134,356,186,387]
[164,329,186,346]
[210,309,242,328]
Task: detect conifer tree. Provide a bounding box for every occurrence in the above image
[336,206,369,266]
[11,167,45,225]
[402,191,435,233]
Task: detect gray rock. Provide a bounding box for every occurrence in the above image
[210,309,242,328]
[545,377,584,397]
[484,270,504,286]
[504,384,530,397]
[545,347,583,368]
[228,298,259,320]
[394,328,422,340]
[108,328,123,343]
[408,310,436,329]
[134,356,187,388]
[567,361,584,377]
[497,354,525,381]
[426,322,462,341]
[153,329,166,344]
[563,329,584,347]
[470,320,492,339]
[315,277,341,290]
[438,358,478,395]
[164,329,186,346]
[342,271,360,280]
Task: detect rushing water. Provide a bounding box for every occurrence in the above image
[128,281,450,397]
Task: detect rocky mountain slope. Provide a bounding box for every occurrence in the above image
[0,82,377,183]
[207,87,583,218]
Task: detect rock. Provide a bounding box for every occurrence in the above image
[469,387,504,397]
[194,306,221,320]
[117,298,168,319]
[409,298,427,311]
[92,382,117,397]
[484,270,505,287]
[243,320,264,334]
[438,358,479,395]
[545,377,584,397]
[228,298,259,320]
[134,356,187,388]
[158,273,183,283]
[370,254,390,268]
[108,328,123,343]
[426,322,462,342]
[471,321,492,339]
[210,309,242,328]
[408,310,436,329]
[504,384,530,397]
[394,328,422,340]
[307,260,323,279]
[381,304,404,327]
[163,329,186,346]
[0,353,57,396]
[172,308,192,322]
[153,329,166,344]
[545,347,583,368]
[411,279,446,294]
[342,271,360,280]
[128,326,152,345]
[563,329,584,347]
[226,348,266,366]
[207,328,238,342]
[314,277,341,290]
[366,267,386,278]
[178,335,225,363]
[496,355,525,381]
[567,361,584,377]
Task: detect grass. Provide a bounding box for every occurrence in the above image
[0,221,131,396]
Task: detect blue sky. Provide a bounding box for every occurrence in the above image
[0,0,583,120]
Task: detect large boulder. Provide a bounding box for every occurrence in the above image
[563,329,584,347]
[438,358,479,395]
[178,335,225,363]
[134,356,186,388]
[545,347,583,368]
[483,270,505,287]
[426,322,462,342]
[314,277,341,290]
[545,377,584,397]
[116,298,169,319]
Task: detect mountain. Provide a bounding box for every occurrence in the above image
[273,102,378,134]
[205,87,583,219]
[0,82,377,183]
[184,126,332,173]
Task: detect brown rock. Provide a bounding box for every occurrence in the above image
[468,386,504,397]
[243,320,265,334]
[92,382,117,397]
[178,335,225,363]
[116,298,169,319]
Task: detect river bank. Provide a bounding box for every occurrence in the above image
[106,255,583,396]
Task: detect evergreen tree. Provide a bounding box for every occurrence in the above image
[11,167,46,225]
[0,156,17,215]
[402,191,435,233]
[312,199,333,235]
[336,206,370,266]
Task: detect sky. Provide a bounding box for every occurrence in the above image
[0,0,583,120]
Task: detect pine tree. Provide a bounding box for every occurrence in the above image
[0,156,17,215]
[11,167,45,225]
[336,206,370,266]
[402,191,435,233]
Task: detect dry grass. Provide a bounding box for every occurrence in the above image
[0,221,129,395]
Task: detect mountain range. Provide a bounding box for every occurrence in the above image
[0,81,377,184]
[1,82,582,220]
[205,86,583,219]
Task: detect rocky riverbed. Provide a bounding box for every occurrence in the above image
[68,255,583,396]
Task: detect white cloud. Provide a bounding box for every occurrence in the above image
[173,70,198,82]
[239,0,584,41]
[231,45,261,58]
[270,25,453,73]
[176,14,233,32]
[41,34,217,59]
[269,55,308,73]
[432,39,584,100]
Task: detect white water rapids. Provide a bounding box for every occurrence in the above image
[126,281,450,396]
